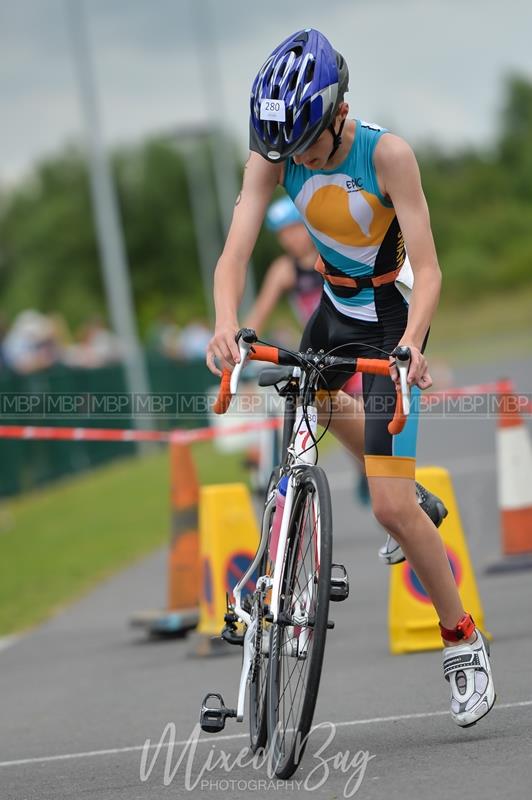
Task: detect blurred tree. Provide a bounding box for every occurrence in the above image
[498,75,532,164]
[418,73,532,304]
[0,147,104,324]
[116,138,200,329]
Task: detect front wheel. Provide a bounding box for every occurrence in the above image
[267,466,332,778]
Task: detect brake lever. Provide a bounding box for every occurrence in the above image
[229,329,256,394]
[393,346,411,416]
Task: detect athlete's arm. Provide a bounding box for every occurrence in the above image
[243,255,296,334]
[207,152,281,376]
[374,134,442,388]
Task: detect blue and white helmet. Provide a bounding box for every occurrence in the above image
[250,29,349,162]
[265,196,303,232]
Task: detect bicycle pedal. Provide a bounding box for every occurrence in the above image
[330,563,349,602]
[200,693,237,733]
[221,625,244,646]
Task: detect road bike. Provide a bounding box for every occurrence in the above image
[199,328,411,778]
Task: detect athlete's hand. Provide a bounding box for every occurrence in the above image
[389,344,432,390]
[206,324,241,377]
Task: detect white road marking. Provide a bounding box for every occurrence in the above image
[1,699,530,768]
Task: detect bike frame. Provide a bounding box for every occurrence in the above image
[218,333,411,723]
[229,346,322,720]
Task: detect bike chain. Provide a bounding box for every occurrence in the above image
[250,595,264,684]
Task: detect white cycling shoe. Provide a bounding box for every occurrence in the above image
[442,630,496,727]
[378,482,448,565]
[378,535,405,566]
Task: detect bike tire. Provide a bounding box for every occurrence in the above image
[266,465,332,778]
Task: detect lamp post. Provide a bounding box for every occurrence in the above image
[65,0,151,429]
[190,0,256,315]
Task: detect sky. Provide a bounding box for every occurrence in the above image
[2,0,532,185]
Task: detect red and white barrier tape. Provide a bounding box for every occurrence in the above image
[0,417,282,445]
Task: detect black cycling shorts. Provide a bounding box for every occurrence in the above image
[300,285,427,479]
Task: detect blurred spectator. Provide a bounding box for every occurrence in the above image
[48,312,73,353]
[146,310,183,359]
[178,319,212,360]
[66,316,125,368]
[2,310,62,373]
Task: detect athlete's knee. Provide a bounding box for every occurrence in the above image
[371,496,402,533]
[370,482,416,535]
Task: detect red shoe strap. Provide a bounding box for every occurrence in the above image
[439,612,476,642]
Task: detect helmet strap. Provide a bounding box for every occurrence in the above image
[327,117,346,162]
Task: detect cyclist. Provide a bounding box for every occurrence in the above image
[206,28,495,727]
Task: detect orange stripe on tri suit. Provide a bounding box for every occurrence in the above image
[364,455,416,479]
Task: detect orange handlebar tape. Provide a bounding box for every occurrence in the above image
[213,368,232,414]
[249,344,280,364]
[387,388,407,435]
[356,358,390,376]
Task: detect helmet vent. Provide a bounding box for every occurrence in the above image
[284,107,294,136]
[304,59,315,83]
[269,122,280,142]
[288,71,298,91]
[290,45,303,58]
[300,100,311,129]
[271,84,280,99]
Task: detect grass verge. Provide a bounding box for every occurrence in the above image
[430,285,532,363]
[0,442,248,637]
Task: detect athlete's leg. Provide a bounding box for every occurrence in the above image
[316,389,445,518]
[364,373,495,726]
[316,391,371,505]
[316,390,365,465]
[368,472,495,726]
[368,475,464,628]
[300,297,367,467]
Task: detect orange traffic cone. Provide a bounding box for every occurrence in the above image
[487,379,532,573]
[167,441,201,614]
[130,441,200,634]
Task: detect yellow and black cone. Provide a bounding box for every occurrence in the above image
[193,483,260,657]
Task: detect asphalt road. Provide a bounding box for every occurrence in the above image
[1,358,531,799]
